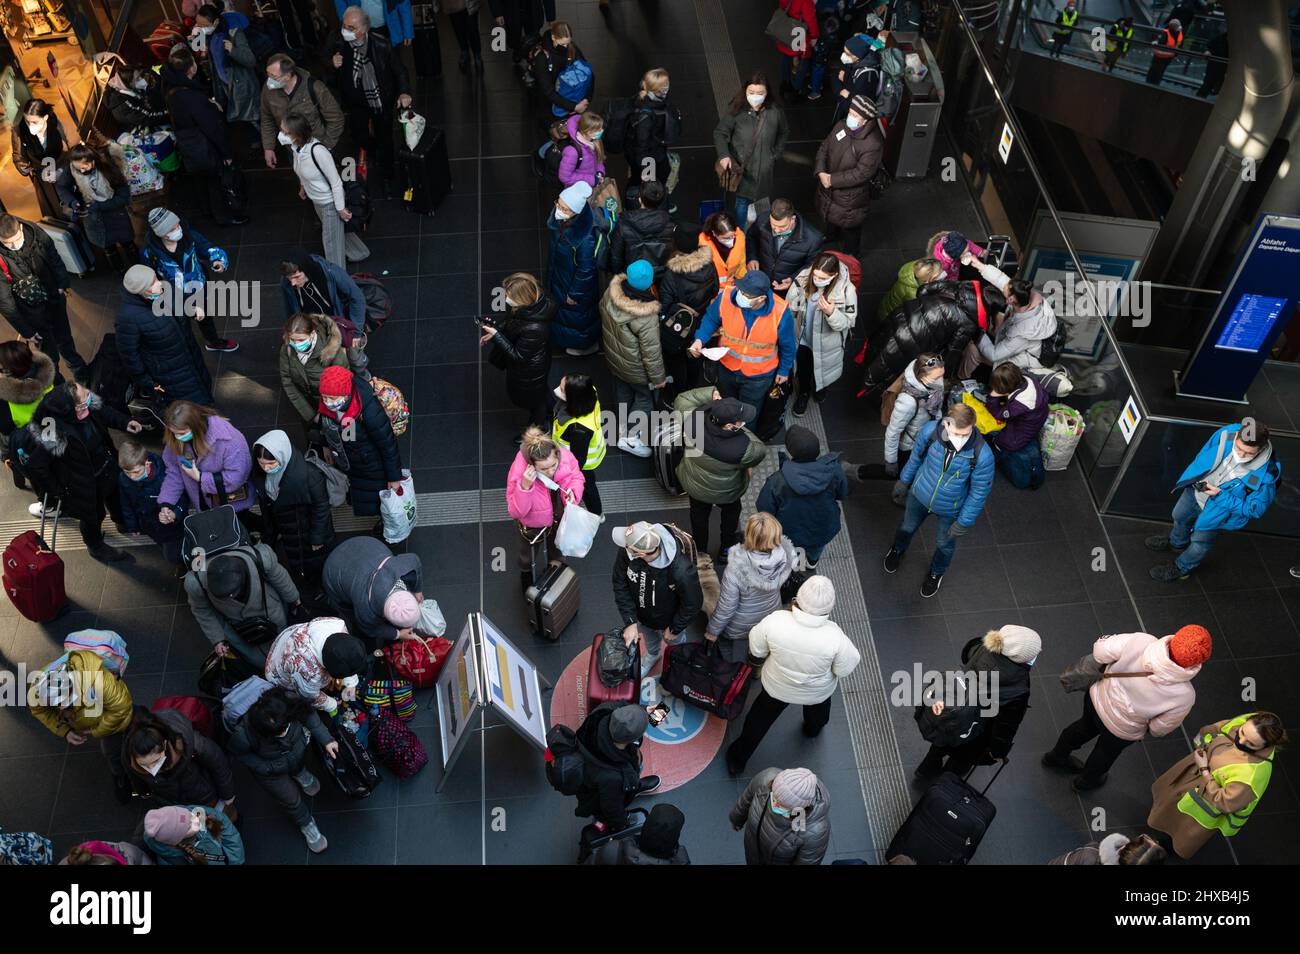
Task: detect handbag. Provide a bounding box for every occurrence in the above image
[303,448,349,507]
[659,640,752,720]
[416,598,447,638]
[362,678,417,720]
[197,648,258,699]
[716,108,766,194]
[1060,654,1149,693]
[765,5,804,49]
[383,634,452,689]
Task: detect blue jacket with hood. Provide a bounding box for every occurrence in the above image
[756,452,847,549]
[901,419,994,528]
[1173,423,1280,532]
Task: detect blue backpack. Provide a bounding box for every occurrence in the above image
[553,59,594,117]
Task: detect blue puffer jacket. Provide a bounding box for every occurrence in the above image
[114,294,214,406]
[1173,423,1281,532]
[901,420,994,528]
[140,223,228,292]
[547,204,602,350]
[756,452,847,549]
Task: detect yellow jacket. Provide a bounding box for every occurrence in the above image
[30,650,134,740]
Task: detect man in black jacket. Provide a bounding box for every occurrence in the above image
[324,6,413,199]
[574,702,660,860]
[609,181,675,277]
[116,265,215,406]
[745,198,824,297]
[833,34,884,126]
[0,215,84,379]
[162,49,247,226]
[611,521,703,678]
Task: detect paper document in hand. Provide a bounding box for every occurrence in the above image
[700,346,730,361]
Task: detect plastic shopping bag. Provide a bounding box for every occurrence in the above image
[416,598,447,638]
[379,469,417,544]
[555,501,603,558]
[1040,405,1086,472]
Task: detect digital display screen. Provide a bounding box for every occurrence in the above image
[1213,293,1289,353]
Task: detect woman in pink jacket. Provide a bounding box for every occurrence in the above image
[507,426,585,591]
[926,230,987,282]
[1045,625,1211,791]
[557,112,606,190]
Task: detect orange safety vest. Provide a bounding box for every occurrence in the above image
[1154,28,1182,59]
[701,230,748,289]
[718,291,785,377]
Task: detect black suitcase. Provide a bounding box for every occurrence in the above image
[523,526,580,640]
[399,125,452,215]
[887,762,1004,864]
[650,405,685,496]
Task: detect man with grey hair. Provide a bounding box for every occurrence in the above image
[325,6,412,199]
[610,521,704,678]
[260,53,345,166]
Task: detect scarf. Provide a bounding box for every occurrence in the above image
[351,39,382,113]
[318,388,360,423]
[254,428,293,501]
[72,166,114,204]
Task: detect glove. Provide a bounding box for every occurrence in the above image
[883,460,900,479]
[890,481,910,505]
[948,522,971,538]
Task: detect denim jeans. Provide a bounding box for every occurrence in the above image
[993,440,1045,490]
[733,195,754,231]
[1169,486,1219,574]
[638,622,686,677]
[893,492,959,577]
[716,366,774,413]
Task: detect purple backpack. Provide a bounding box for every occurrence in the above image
[370,707,428,779]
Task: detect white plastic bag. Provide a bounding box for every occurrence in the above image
[905,52,928,81]
[1040,405,1086,472]
[398,109,427,151]
[416,598,446,638]
[555,501,603,558]
[379,469,417,543]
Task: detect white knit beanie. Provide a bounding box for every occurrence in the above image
[983,625,1041,664]
[795,575,835,616]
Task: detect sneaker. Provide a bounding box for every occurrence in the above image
[920,572,943,598]
[1291,565,1300,579]
[1072,773,1108,792]
[300,818,329,853]
[1149,563,1189,583]
[1041,752,1086,773]
[634,775,661,797]
[205,338,239,353]
[793,393,811,417]
[294,768,321,796]
[1144,534,1180,552]
[805,89,822,101]
[725,749,745,777]
[882,547,902,574]
[565,344,601,357]
[616,436,653,458]
[88,544,130,563]
[27,501,47,518]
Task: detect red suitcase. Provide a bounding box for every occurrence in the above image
[3,500,67,622]
[586,633,641,712]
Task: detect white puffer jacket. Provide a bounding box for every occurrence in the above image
[748,606,861,705]
[1088,633,1199,741]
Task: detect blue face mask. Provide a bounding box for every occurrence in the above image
[176,431,194,443]
[265,462,283,474]
[128,464,151,482]
[591,131,603,141]
[770,800,792,817]
[291,338,313,353]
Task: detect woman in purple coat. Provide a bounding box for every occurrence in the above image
[983,362,1049,490]
[156,401,261,537]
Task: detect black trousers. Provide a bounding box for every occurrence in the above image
[824,221,864,260]
[689,496,740,557]
[795,345,827,401]
[582,469,602,516]
[79,474,125,549]
[1050,690,1135,784]
[6,294,84,376]
[727,687,832,769]
[345,105,397,192]
[448,9,482,56]
[1146,56,1174,85]
[918,739,987,779]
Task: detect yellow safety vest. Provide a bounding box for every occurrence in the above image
[1056,8,1078,32]
[1176,713,1273,838]
[9,383,53,428]
[1107,24,1134,54]
[553,401,606,470]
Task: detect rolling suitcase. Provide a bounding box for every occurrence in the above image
[650,410,686,496]
[524,526,580,640]
[586,632,641,711]
[38,218,93,276]
[886,761,1005,864]
[3,497,67,622]
[399,125,452,215]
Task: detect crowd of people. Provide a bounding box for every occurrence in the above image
[0,0,1288,869]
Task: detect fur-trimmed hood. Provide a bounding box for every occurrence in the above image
[723,537,796,592]
[0,350,55,406]
[606,276,661,321]
[666,246,714,275]
[301,314,344,363]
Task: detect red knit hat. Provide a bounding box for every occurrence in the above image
[1169,624,1213,668]
[319,365,353,398]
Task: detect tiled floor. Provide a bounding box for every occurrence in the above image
[1,0,1296,865]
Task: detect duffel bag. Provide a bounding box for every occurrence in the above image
[660,639,752,720]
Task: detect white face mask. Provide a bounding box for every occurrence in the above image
[504,296,518,309]
[535,470,560,491]
[133,77,149,90]
[341,27,358,42]
[813,275,833,288]
[554,206,573,221]
[1231,450,1253,464]
[553,384,566,401]
[3,230,24,251]
[845,114,864,131]
[277,131,293,146]
[841,52,855,65]
[736,293,759,309]
[718,235,735,248]
[948,430,972,450]
[142,754,166,777]
[746,93,766,109]
[165,227,183,243]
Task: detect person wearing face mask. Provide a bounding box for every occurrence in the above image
[104,65,169,131]
[0,215,85,380]
[780,250,854,415]
[983,362,1049,490]
[557,111,606,190]
[13,380,142,562]
[139,208,238,355]
[658,227,719,400]
[156,400,260,537]
[688,270,796,412]
[259,53,346,168]
[832,33,884,126]
[551,373,605,516]
[122,706,238,818]
[226,685,336,853]
[1146,421,1281,583]
[957,251,1058,377]
[11,99,67,220]
[482,271,555,432]
[914,625,1039,781]
[279,312,350,433]
[547,181,602,356]
[143,804,244,866]
[814,94,883,261]
[884,403,994,598]
[282,113,371,269]
[325,7,412,201]
[0,339,55,499]
[279,248,369,336]
[745,199,825,298]
[117,439,187,564]
[713,73,789,231]
[1147,711,1286,859]
[601,258,667,459]
[625,68,682,211]
[729,766,830,865]
[698,211,749,291]
[115,265,215,407]
[874,353,945,480]
[191,4,261,134]
[610,521,703,679]
[321,534,426,646]
[530,21,592,121]
[314,365,404,524]
[506,426,585,591]
[54,144,135,272]
[253,430,337,583]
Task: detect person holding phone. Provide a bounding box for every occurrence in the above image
[481,272,556,433]
[573,703,661,862]
[505,426,585,592]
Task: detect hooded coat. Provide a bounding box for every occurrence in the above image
[756,452,847,550]
[878,259,927,326]
[860,281,997,392]
[114,292,214,406]
[975,268,1058,371]
[883,361,944,463]
[749,605,860,706]
[207,11,261,124]
[985,375,1049,452]
[547,203,602,350]
[279,313,349,423]
[16,387,129,523]
[729,767,831,866]
[1171,423,1281,532]
[707,538,796,658]
[30,650,134,740]
[712,103,789,201]
[144,805,244,866]
[139,222,228,296]
[279,252,368,330]
[673,387,767,505]
[573,702,644,831]
[900,419,994,528]
[610,207,675,276]
[0,221,70,324]
[557,113,605,189]
[658,247,719,323]
[321,535,423,644]
[253,430,336,579]
[625,95,680,188]
[122,706,237,806]
[316,372,402,517]
[54,165,133,249]
[814,118,884,229]
[745,215,825,288]
[601,276,666,388]
[612,524,703,635]
[489,295,555,409]
[1087,633,1199,742]
[183,542,298,650]
[0,349,55,436]
[161,62,234,169]
[159,414,256,514]
[783,261,857,391]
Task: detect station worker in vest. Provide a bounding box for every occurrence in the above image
[1146,420,1280,582]
[687,269,796,411]
[1050,0,1079,58]
[1147,712,1285,859]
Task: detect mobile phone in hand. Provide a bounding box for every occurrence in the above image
[649,702,670,726]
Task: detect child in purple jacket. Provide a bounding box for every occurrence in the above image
[558,112,607,189]
[984,362,1049,490]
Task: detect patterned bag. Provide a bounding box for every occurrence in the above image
[369,376,409,436]
[63,630,129,676]
[0,826,54,865]
[363,678,417,720]
[370,706,428,779]
[115,134,164,196]
[1040,404,1086,472]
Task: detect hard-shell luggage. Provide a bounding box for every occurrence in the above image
[152,695,216,739]
[650,411,686,496]
[586,633,641,711]
[3,498,67,622]
[659,639,751,720]
[399,125,452,215]
[524,527,580,640]
[38,218,93,276]
[886,762,1004,865]
[319,708,381,798]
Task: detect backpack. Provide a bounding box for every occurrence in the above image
[544,723,587,795]
[370,707,428,779]
[349,273,393,332]
[877,47,906,121]
[182,504,251,570]
[597,627,635,688]
[63,630,130,676]
[1037,322,1068,368]
[602,97,634,154]
[308,144,370,232]
[661,302,700,354]
[590,203,616,273]
[85,334,135,414]
[369,377,410,436]
[552,59,594,117]
[304,448,349,507]
[536,120,578,191]
[827,250,862,292]
[152,695,216,739]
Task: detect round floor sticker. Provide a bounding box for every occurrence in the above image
[548,637,725,792]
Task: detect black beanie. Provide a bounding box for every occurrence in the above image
[207,554,249,600]
[784,425,820,463]
[673,223,699,254]
[321,633,366,678]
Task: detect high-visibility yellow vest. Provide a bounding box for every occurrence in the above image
[1107,24,1134,54]
[1176,713,1273,838]
[1056,7,1078,32]
[9,383,53,428]
[553,401,606,470]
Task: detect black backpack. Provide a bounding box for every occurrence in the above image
[85,333,135,415]
[660,302,700,355]
[597,629,635,688]
[545,723,587,795]
[1037,322,1068,368]
[602,97,634,154]
[536,120,580,191]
